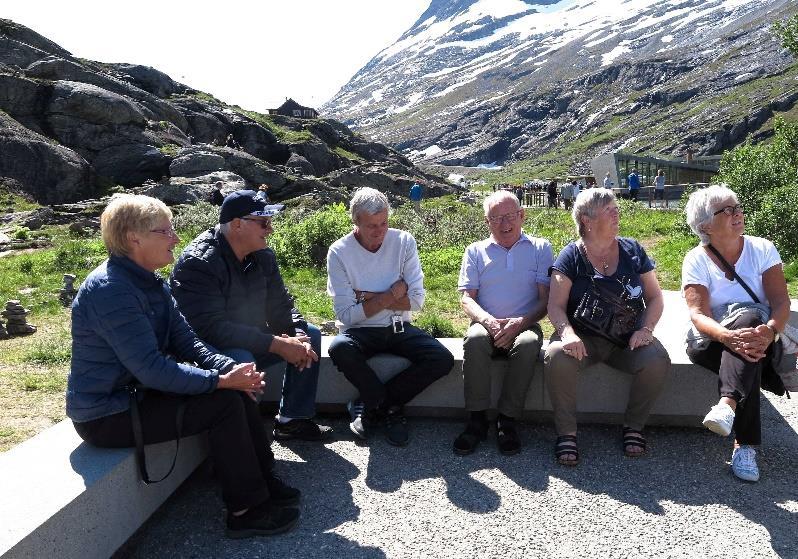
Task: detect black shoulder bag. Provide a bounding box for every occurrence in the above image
[128,282,187,485]
[571,242,646,347]
[706,244,759,303]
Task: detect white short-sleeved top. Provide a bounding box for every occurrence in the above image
[681,235,782,308]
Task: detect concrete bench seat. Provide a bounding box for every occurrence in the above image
[0,421,208,559]
[261,291,797,426]
[2,290,794,557]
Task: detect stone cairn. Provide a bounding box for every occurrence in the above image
[2,301,36,336]
[59,274,78,307]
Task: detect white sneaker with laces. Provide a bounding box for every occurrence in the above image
[702,402,735,436]
[731,445,760,482]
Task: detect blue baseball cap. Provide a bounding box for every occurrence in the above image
[219,190,284,224]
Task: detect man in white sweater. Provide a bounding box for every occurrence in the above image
[327,187,454,446]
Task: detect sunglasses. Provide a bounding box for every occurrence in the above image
[713,204,742,217]
[240,217,273,229]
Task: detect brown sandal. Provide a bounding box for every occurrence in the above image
[622,427,646,457]
[555,435,579,466]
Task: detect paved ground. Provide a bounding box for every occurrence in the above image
[115,393,797,559]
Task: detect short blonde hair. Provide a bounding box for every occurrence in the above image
[100,194,172,256]
[572,187,616,237]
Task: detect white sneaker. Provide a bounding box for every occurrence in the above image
[731,445,760,482]
[702,402,735,436]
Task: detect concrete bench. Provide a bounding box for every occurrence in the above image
[261,291,798,426]
[2,290,793,558]
[0,421,208,559]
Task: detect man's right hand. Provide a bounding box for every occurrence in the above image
[481,315,503,339]
[270,334,318,370]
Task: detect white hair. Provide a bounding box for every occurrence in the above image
[571,187,616,237]
[349,187,389,222]
[483,190,520,215]
[684,184,739,245]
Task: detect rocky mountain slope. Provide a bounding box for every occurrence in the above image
[0,19,451,205]
[323,0,798,172]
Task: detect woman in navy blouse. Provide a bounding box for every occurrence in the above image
[544,188,670,466]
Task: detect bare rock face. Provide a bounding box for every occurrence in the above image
[136,172,247,204]
[0,111,94,203]
[0,19,455,206]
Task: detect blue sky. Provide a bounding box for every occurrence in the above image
[4,0,428,112]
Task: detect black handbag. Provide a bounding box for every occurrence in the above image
[571,242,645,347]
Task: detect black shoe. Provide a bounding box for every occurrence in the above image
[266,474,301,507]
[274,418,333,441]
[348,400,368,440]
[453,418,489,456]
[496,416,521,456]
[385,406,409,447]
[226,502,300,539]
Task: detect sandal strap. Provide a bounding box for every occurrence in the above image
[555,435,579,458]
[622,428,647,449]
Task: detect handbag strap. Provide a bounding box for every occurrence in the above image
[129,385,186,485]
[706,244,760,304]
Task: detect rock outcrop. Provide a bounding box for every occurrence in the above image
[0,19,451,204]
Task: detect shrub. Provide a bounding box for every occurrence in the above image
[13,227,30,240]
[19,259,33,274]
[172,202,219,239]
[270,204,352,268]
[747,185,798,260]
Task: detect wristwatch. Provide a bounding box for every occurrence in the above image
[766,323,780,343]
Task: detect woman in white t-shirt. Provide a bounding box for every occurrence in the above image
[682,184,790,483]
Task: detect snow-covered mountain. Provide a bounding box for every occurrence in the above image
[323,0,798,171]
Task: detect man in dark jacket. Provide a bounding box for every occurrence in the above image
[170,190,331,440]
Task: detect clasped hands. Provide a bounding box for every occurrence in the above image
[722,325,773,362]
[275,333,319,371]
[218,362,265,401]
[483,316,525,349]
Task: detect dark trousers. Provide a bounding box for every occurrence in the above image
[73,390,273,511]
[328,324,454,410]
[686,314,764,445]
[630,188,639,201]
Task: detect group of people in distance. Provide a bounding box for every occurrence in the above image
[66,183,790,538]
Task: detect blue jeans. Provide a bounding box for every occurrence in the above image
[222,323,322,419]
[328,324,454,411]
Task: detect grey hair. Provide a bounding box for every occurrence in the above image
[684,184,739,245]
[483,190,520,216]
[349,187,389,222]
[572,187,617,237]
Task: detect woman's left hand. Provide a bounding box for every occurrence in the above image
[628,328,654,350]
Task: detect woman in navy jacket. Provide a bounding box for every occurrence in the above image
[67,194,299,538]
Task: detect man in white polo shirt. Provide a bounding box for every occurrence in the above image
[454,190,553,456]
[327,187,454,447]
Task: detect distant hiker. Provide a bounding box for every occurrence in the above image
[654,169,666,203]
[514,185,524,206]
[547,180,558,208]
[409,181,423,213]
[258,184,271,203]
[628,168,641,201]
[560,182,574,210]
[208,181,224,206]
[225,134,240,149]
[603,172,613,189]
[571,180,580,201]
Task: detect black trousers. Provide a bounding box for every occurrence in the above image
[686,313,765,445]
[328,324,454,411]
[74,390,273,511]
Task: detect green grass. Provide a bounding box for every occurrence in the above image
[236,109,315,143]
[332,146,365,162]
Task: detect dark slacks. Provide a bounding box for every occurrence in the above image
[73,390,273,511]
[328,324,454,410]
[686,313,765,445]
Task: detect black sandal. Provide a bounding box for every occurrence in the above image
[622,427,646,457]
[555,435,579,466]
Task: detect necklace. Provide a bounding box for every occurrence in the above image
[583,242,611,274]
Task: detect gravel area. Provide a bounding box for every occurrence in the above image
[115,393,797,559]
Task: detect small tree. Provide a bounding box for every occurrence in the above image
[773,13,798,57]
[717,118,798,258]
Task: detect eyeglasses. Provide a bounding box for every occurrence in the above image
[713,204,742,217]
[487,210,521,224]
[149,227,178,238]
[240,217,272,229]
